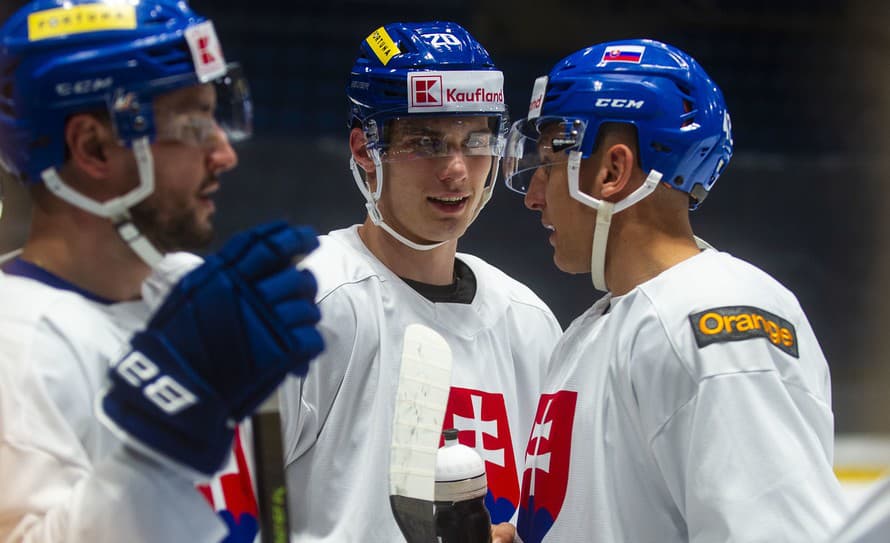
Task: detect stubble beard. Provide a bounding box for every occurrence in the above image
[129,198,214,254]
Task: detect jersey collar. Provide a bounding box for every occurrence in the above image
[2,257,114,305]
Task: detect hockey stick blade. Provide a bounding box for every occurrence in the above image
[252,389,290,543]
[390,323,453,543]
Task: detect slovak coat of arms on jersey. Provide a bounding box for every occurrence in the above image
[518,391,578,543]
[442,387,520,523]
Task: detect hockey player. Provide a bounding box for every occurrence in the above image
[279,22,561,541]
[0,1,323,541]
[504,39,849,542]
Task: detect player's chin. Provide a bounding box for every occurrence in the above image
[170,215,216,253]
[553,250,589,275]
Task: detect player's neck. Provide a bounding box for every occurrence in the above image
[21,209,152,302]
[358,220,458,285]
[604,217,701,296]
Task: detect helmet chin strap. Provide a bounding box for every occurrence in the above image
[565,150,662,292]
[349,127,504,253]
[349,154,446,252]
[41,136,164,267]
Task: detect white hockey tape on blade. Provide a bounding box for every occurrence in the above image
[389,323,453,541]
[390,323,452,499]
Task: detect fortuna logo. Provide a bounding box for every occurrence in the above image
[411,75,443,107]
[446,87,505,104]
[689,305,799,358]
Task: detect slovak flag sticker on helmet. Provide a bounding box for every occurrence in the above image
[407,70,505,114]
[185,21,227,83]
[518,390,577,543]
[442,387,520,524]
[600,44,645,65]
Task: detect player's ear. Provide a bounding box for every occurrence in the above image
[599,143,634,201]
[64,113,113,180]
[349,127,375,173]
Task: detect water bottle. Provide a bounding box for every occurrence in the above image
[434,428,491,543]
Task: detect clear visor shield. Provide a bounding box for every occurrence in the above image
[503,117,587,194]
[369,114,506,163]
[113,63,253,149]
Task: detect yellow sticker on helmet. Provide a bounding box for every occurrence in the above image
[28,4,137,42]
[365,26,401,66]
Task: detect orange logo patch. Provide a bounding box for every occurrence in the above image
[689,306,798,358]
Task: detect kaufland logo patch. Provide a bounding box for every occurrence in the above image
[407,70,506,113]
[447,87,504,104]
[185,21,226,83]
[410,75,443,108]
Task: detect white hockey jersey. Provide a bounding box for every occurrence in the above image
[518,249,849,543]
[0,256,258,543]
[829,477,890,543]
[280,225,561,542]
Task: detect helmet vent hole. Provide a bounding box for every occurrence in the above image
[30,135,50,150]
[672,176,684,186]
[651,141,672,153]
[681,99,695,127]
[699,146,710,157]
[675,83,692,97]
[0,83,13,116]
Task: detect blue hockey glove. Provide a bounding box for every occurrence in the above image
[100,221,324,475]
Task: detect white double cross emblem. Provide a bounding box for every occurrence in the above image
[524,398,554,496]
[452,393,505,467]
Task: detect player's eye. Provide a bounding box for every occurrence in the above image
[463,132,493,155]
[404,135,445,156]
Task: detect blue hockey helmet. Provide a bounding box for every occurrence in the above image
[505,39,732,210]
[347,21,505,129]
[346,22,508,251]
[0,0,252,185]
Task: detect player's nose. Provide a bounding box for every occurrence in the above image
[207,126,238,174]
[524,167,548,211]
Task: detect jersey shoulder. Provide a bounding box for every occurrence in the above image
[633,250,820,380]
[457,252,560,329]
[0,273,141,376]
[302,227,385,303]
[0,273,104,343]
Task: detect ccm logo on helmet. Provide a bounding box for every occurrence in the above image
[689,305,799,358]
[55,77,114,97]
[595,98,645,109]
